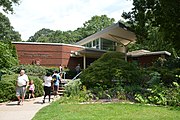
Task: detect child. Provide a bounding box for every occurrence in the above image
[29,80,35,100]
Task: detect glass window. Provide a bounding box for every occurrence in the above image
[101,38,116,51]
[83,38,116,51]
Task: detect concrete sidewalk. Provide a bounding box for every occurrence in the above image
[0,96,57,120]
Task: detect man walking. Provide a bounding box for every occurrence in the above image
[16,70,29,105]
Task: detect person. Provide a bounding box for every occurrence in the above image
[43,72,52,103]
[16,69,29,105]
[75,64,81,74]
[52,70,61,98]
[28,80,35,100]
[59,64,63,73]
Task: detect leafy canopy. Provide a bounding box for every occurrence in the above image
[122,0,180,53]
[27,15,115,43]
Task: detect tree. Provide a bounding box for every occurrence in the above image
[0,41,18,69]
[122,0,180,53]
[81,15,115,39]
[28,28,54,42]
[0,12,21,42]
[0,0,20,13]
[28,15,115,44]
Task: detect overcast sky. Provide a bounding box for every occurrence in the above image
[7,0,133,40]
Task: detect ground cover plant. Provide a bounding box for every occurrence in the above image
[33,101,180,120]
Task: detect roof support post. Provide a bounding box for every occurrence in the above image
[83,54,86,69]
[124,45,128,62]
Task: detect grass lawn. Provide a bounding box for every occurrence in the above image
[33,101,180,120]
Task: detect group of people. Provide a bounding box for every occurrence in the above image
[43,70,61,103]
[16,69,62,105]
[16,64,81,105]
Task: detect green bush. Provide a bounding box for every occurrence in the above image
[80,52,144,99]
[0,74,18,102]
[64,79,92,102]
[135,83,180,106]
[0,74,43,103]
[0,42,18,69]
[28,76,44,97]
[10,65,47,77]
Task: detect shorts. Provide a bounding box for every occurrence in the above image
[16,86,26,97]
[29,90,34,94]
[54,85,59,91]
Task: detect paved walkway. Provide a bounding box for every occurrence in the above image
[0,96,58,120]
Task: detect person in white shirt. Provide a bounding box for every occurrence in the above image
[16,70,29,105]
[43,72,52,103]
[59,64,63,73]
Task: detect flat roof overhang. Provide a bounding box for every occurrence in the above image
[71,47,106,58]
[127,50,171,57]
[75,22,136,46]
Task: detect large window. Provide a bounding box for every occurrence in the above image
[101,38,116,51]
[83,38,116,51]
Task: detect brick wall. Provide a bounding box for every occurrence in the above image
[13,43,84,69]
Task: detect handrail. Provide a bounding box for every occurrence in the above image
[72,71,82,80]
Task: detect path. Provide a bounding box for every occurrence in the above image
[0,96,59,120]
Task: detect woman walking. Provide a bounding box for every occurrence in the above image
[43,72,52,103]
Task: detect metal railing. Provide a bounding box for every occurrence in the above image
[72,71,82,81]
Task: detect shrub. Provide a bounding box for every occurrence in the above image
[0,42,18,69]
[28,76,44,97]
[80,52,143,91]
[64,79,92,102]
[10,65,47,78]
[0,74,18,102]
[135,83,180,106]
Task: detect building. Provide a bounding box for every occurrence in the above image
[12,22,171,70]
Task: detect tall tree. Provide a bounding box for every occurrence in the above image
[122,0,180,53]
[0,0,21,42]
[81,15,115,40]
[0,13,21,42]
[0,0,20,69]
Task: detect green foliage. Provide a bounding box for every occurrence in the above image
[28,76,43,97]
[0,0,20,13]
[80,52,179,106]
[135,82,180,106]
[80,52,146,100]
[0,42,18,69]
[0,74,43,102]
[63,79,92,102]
[27,15,115,44]
[0,13,21,42]
[81,52,142,89]
[0,74,18,102]
[147,72,161,85]
[122,0,180,54]
[64,79,82,96]
[10,65,47,78]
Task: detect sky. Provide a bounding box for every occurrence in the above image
[6,0,133,40]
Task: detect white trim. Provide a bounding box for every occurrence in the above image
[127,51,171,57]
[12,42,85,48]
